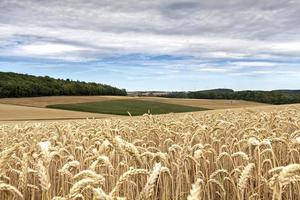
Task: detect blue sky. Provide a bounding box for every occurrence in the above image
[1,0,300,91]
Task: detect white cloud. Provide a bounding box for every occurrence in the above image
[0,0,300,80]
[271,42,300,53]
[230,62,280,67]
[19,43,87,55]
[198,67,232,73]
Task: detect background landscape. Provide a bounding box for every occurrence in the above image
[1,0,300,200]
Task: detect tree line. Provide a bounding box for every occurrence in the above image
[0,72,127,98]
[163,89,300,104]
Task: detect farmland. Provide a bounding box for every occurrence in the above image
[0,104,300,199]
[0,96,267,109]
[0,96,267,121]
[1,0,299,199]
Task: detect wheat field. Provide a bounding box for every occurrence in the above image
[0,106,300,200]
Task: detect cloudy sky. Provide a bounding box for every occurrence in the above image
[1,0,300,91]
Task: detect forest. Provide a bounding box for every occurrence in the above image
[0,72,127,98]
[164,89,300,104]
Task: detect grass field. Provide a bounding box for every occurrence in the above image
[47,99,207,116]
[1,104,300,199]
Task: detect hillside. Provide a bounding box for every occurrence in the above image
[0,72,127,98]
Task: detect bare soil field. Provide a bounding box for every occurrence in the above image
[0,95,267,109]
[0,103,116,121]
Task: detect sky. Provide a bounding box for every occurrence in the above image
[1,0,300,91]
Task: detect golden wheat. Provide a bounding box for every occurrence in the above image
[0,106,300,199]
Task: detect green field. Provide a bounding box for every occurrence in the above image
[47,99,208,116]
